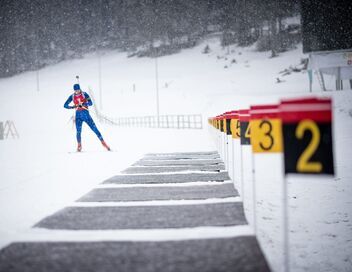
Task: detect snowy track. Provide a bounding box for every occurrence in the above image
[0,151,270,272]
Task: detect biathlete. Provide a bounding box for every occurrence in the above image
[64,84,110,152]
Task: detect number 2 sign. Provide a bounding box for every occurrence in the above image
[280,97,334,175]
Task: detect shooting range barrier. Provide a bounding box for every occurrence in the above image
[208,96,335,272]
[87,87,202,129]
[96,114,203,129]
[0,121,19,140]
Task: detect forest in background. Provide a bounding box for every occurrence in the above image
[0,0,300,78]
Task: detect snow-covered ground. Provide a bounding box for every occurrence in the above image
[0,35,351,271]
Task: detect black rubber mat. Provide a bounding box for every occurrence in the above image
[0,237,270,272]
[121,165,225,174]
[133,159,223,166]
[34,202,246,230]
[103,172,230,184]
[140,154,220,160]
[78,183,238,202]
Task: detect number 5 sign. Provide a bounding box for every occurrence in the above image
[250,104,283,153]
[280,97,334,175]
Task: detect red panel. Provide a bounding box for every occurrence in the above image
[280,97,322,104]
[280,97,332,123]
[250,104,279,119]
[217,115,225,120]
[238,109,250,121]
[280,97,330,105]
[224,110,238,119]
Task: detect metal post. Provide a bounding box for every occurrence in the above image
[155,51,160,127]
[217,129,220,152]
[35,39,40,92]
[36,70,40,92]
[319,70,327,91]
[232,139,235,181]
[240,144,244,200]
[224,133,228,168]
[219,131,223,159]
[226,135,231,175]
[98,0,103,110]
[252,152,257,234]
[0,122,4,140]
[98,53,103,110]
[283,176,290,272]
[336,66,341,91]
[308,69,313,93]
[219,131,221,155]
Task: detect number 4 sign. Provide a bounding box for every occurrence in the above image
[280,97,334,175]
[239,109,251,145]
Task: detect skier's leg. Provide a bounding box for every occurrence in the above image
[84,113,110,150]
[75,117,83,151]
[85,113,103,141]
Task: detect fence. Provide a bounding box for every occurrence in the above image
[88,87,202,129]
[0,121,19,140]
[96,114,203,129]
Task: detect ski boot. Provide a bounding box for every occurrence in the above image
[101,140,111,151]
[77,143,82,152]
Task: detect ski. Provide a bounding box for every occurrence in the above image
[68,149,116,154]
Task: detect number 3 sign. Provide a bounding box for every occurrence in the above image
[250,104,283,153]
[280,97,334,175]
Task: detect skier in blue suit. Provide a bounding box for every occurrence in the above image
[64,84,110,152]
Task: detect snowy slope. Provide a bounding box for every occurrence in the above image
[0,36,351,271]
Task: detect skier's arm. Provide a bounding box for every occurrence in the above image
[64,96,75,109]
[82,93,93,107]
